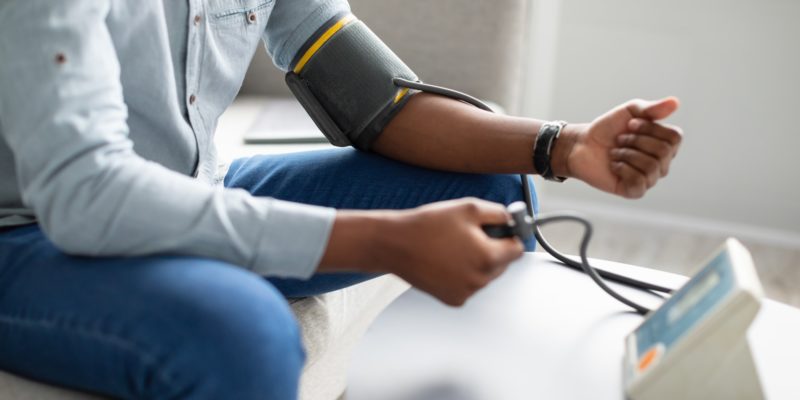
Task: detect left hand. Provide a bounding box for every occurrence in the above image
[551,97,683,199]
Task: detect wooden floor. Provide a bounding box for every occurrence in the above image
[533,210,800,307]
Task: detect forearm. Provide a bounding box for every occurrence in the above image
[317,198,525,307]
[318,210,397,273]
[372,93,578,177]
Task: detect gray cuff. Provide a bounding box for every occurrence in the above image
[252,198,336,279]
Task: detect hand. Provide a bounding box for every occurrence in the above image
[386,198,524,306]
[552,98,683,198]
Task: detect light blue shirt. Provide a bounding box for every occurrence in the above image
[0,0,351,278]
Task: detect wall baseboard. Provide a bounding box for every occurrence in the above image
[540,195,800,250]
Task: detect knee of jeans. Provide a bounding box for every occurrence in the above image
[479,174,536,208]
[155,264,305,397]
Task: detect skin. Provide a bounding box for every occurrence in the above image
[318,93,682,307]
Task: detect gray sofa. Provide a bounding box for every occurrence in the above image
[0,1,529,398]
[243,0,529,114]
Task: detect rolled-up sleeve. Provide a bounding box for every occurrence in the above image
[263,0,351,71]
[0,0,335,279]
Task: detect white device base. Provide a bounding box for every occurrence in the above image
[697,337,763,400]
[625,239,765,400]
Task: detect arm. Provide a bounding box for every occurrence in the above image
[374,93,543,174]
[268,2,682,199]
[342,93,682,305]
[264,1,680,305]
[0,0,334,279]
[263,0,524,306]
[266,2,680,199]
[373,93,683,199]
[317,199,523,307]
[0,0,520,307]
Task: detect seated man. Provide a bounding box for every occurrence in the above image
[0,0,681,399]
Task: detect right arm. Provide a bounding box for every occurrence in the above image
[264,0,525,304]
[0,0,521,306]
[0,0,334,279]
[319,199,524,306]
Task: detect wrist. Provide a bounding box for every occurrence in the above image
[319,210,404,273]
[549,122,582,178]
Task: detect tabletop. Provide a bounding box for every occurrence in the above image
[346,252,800,400]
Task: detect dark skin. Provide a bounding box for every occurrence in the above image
[318,93,682,306]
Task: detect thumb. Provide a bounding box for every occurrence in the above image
[626,97,680,120]
[468,199,511,225]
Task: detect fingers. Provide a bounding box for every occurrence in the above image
[487,237,524,267]
[617,119,682,177]
[467,198,525,268]
[610,148,661,187]
[626,97,680,121]
[470,237,522,290]
[627,119,683,146]
[611,162,648,199]
[470,205,524,288]
[416,198,524,307]
[617,132,672,160]
[459,197,511,225]
[616,135,672,176]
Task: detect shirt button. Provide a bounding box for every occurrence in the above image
[247,11,257,23]
[189,94,196,105]
[194,15,201,25]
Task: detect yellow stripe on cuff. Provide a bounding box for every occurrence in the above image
[393,87,410,104]
[293,14,357,74]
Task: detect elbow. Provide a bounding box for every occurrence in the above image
[41,212,109,257]
[20,140,147,257]
[29,172,126,257]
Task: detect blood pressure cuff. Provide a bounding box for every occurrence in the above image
[286,13,419,150]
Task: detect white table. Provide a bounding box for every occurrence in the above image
[346,252,800,400]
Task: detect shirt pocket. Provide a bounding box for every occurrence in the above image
[198,0,275,121]
[208,0,274,27]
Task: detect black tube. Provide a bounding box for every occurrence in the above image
[393,78,675,314]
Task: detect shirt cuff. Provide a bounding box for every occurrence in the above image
[251,198,336,279]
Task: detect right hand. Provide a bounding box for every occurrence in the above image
[386,198,524,306]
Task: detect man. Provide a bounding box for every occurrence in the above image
[0,0,682,398]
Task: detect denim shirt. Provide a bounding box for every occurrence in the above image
[0,0,350,278]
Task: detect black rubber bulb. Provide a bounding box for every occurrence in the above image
[482,201,534,241]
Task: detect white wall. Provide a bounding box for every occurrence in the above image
[523,0,800,244]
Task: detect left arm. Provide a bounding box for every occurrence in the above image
[374,92,682,199]
[265,1,681,200]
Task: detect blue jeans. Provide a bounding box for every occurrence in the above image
[0,148,537,399]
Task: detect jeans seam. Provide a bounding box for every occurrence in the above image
[0,313,180,396]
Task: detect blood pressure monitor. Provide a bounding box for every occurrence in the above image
[624,238,765,399]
